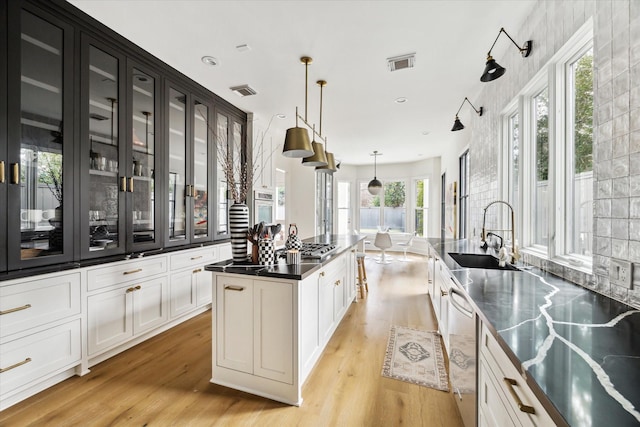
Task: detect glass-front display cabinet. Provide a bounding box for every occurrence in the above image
[81,37,125,258]
[166,83,214,246]
[0,1,7,272]
[214,108,245,240]
[6,4,75,270]
[127,63,161,251]
[81,39,162,257]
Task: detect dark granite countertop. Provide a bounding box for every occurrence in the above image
[205,234,364,280]
[428,238,640,427]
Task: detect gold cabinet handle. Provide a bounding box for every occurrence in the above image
[134,285,141,291]
[0,160,5,184]
[503,378,536,414]
[0,304,32,315]
[0,357,32,373]
[123,268,143,275]
[190,255,203,260]
[334,279,341,286]
[128,177,134,193]
[10,163,19,184]
[193,268,202,274]
[126,287,135,293]
[440,289,448,296]
[225,285,244,292]
[319,272,325,277]
[120,176,127,192]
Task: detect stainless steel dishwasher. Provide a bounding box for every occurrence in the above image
[448,277,477,427]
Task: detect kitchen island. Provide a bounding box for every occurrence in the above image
[428,238,640,427]
[204,234,364,405]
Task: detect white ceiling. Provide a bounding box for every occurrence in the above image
[68,0,535,166]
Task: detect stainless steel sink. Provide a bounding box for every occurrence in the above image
[448,252,519,271]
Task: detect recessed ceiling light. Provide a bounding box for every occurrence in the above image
[276,114,286,119]
[395,97,408,104]
[422,131,430,136]
[201,56,218,66]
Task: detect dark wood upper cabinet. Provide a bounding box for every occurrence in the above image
[6,2,76,270]
[0,0,247,274]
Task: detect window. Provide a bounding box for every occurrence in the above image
[316,173,333,235]
[359,179,406,233]
[337,181,351,234]
[508,112,520,210]
[414,178,429,237]
[359,182,380,234]
[532,87,550,248]
[565,48,593,258]
[503,20,593,268]
[383,180,406,232]
[459,151,469,239]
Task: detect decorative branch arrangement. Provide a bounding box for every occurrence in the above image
[202,112,279,204]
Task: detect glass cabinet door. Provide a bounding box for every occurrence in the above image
[0,1,6,272]
[193,99,210,241]
[7,6,74,268]
[129,66,159,249]
[215,112,229,239]
[84,41,124,256]
[167,87,187,243]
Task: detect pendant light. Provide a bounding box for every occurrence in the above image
[367,151,382,195]
[282,57,314,158]
[315,80,337,173]
[302,79,328,167]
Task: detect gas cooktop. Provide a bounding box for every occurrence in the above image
[278,242,338,259]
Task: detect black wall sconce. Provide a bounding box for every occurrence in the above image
[451,97,483,131]
[480,27,532,82]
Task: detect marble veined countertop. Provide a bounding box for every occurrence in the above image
[428,238,640,427]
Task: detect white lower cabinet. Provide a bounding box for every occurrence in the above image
[215,276,293,383]
[253,280,293,384]
[478,323,555,427]
[0,271,82,411]
[216,276,254,373]
[87,275,168,356]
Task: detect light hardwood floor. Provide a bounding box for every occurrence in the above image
[0,253,464,427]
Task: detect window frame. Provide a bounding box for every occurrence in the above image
[502,19,593,270]
[357,177,409,234]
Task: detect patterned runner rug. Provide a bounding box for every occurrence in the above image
[381,325,449,392]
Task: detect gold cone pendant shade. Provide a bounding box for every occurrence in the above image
[316,151,336,173]
[282,126,313,158]
[302,140,328,166]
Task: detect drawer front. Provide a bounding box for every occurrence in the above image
[0,320,81,397]
[0,273,81,338]
[87,256,168,292]
[320,252,346,279]
[480,324,554,426]
[170,246,218,271]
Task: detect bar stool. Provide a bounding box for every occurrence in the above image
[356,252,368,299]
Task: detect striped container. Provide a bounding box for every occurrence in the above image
[229,203,249,262]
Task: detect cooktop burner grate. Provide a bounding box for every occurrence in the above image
[278,242,338,259]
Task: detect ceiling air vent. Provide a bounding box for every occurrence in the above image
[230,84,257,97]
[387,53,416,72]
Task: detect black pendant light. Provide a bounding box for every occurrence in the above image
[451,97,483,131]
[282,57,314,158]
[480,28,532,82]
[367,151,382,195]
